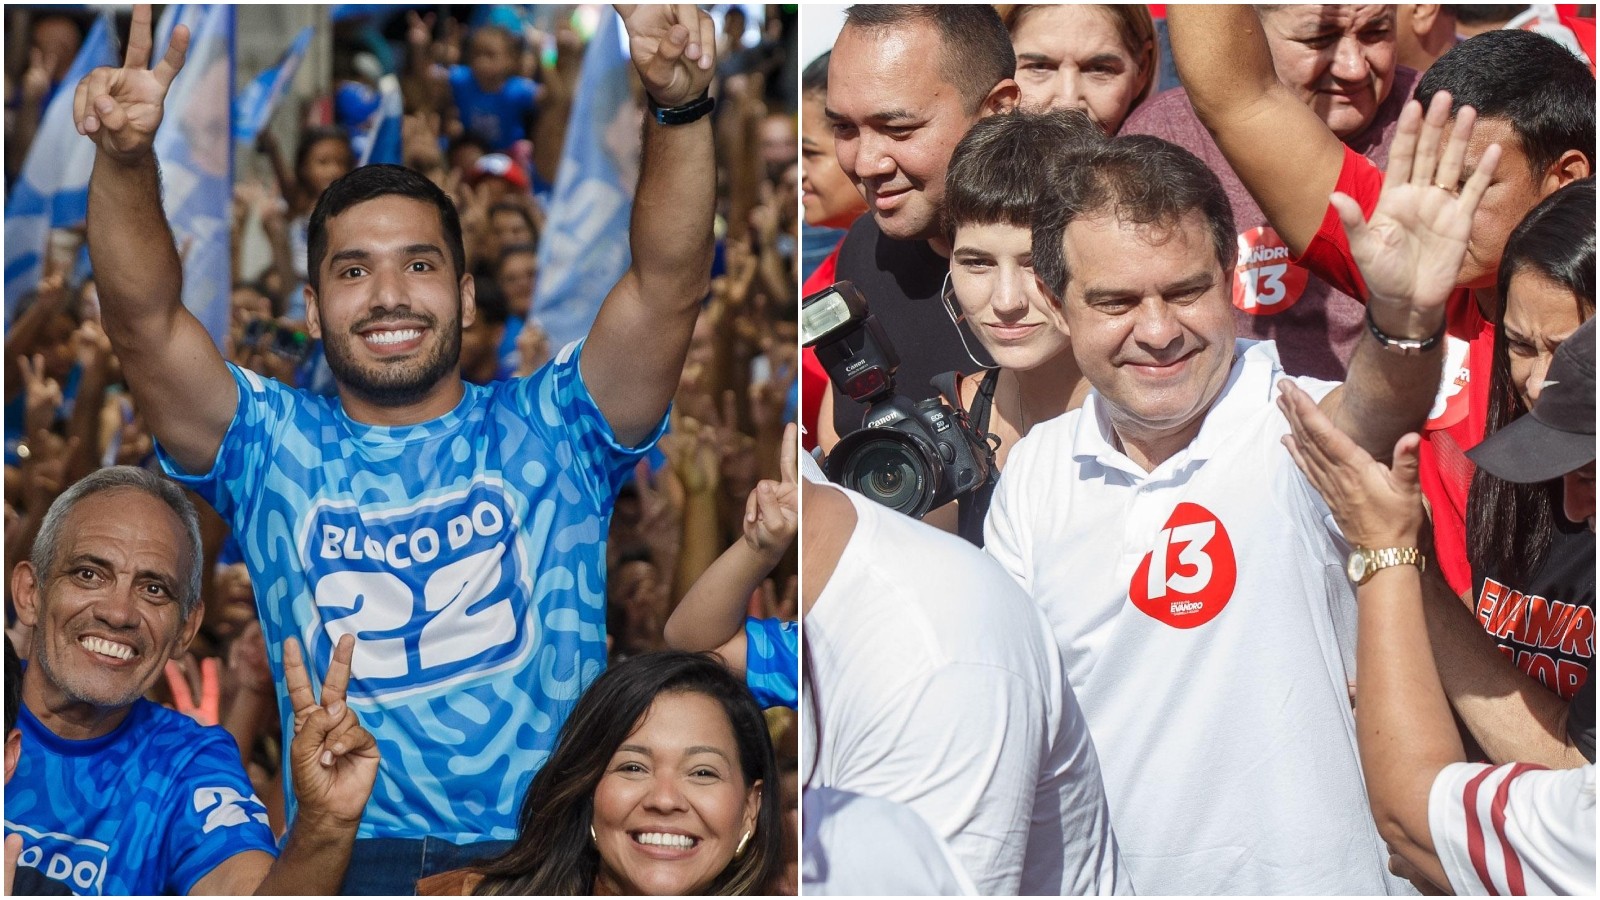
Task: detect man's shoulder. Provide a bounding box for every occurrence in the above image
[123,699,239,764]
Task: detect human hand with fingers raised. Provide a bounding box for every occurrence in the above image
[74,4,189,164]
[742,423,798,562]
[1332,91,1501,340]
[615,4,717,108]
[284,635,378,828]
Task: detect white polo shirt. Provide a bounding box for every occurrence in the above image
[805,486,1128,896]
[986,339,1409,895]
[1429,761,1596,896]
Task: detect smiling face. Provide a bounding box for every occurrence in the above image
[306,194,475,419]
[15,489,199,735]
[1060,209,1235,460]
[1260,5,1396,139]
[1010,5,1149,133]
[801,95,866,229]
[950,221,1069,371]
[1502,270,1591,412]
[827,21,991,242]
[591,691,761,896]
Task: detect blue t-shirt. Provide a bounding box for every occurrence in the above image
[745,617,798,709]
[158,341,661,842]
[3,698,277,895]
[448,65,539,151]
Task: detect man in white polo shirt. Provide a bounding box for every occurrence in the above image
[985,93,1502,893]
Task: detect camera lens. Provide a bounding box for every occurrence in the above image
[838,436,930,515]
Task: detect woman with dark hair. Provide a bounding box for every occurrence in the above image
[417,652,785,895]
[1462,177,1594,755]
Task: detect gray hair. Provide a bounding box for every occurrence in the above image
[30,466,204,617]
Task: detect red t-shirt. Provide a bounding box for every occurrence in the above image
[799,245,842,451]
[1297,146,1494,596]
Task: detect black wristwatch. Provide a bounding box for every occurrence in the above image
[649,90,715,126]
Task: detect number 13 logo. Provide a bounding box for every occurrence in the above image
[1130,503,1237,629]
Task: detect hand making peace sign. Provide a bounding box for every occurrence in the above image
[73,4,189,164]
[614,4,718,108]
[283,634,379,828]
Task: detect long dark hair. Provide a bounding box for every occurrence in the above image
[1467,178,1595,586]
[474,652,785,895]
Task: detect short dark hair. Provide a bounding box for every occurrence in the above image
[306,164,466,292]
[944,108,1103,239]
[1032,134,1236,300]
[801,50,831,102]
[842,5,1015,111]
[1470,177,1595,585]
[474,652,785,895]
[1415,29,1595,178]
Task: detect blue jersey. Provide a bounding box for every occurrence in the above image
[449,65,539,150]
[158,341,660,842]
[745,617,798,709]
[3,698,276,895]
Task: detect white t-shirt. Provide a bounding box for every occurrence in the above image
[805,486,1128,896]
[986,339,1408,895]
[802,787,977,896]
[1429,761,1596,896]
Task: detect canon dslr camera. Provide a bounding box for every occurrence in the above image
[801,281,994,518]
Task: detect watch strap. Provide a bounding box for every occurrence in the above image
[649,90,715,126]
[1355,546,1426,584]
[1366,307,1445,355]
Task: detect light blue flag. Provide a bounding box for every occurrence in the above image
[152,4,235,349]
[357,73,404,166]
[4,13,119,323]
[531,11,639,349]
[234,26,312,144]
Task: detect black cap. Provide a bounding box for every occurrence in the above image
[1469,317,1596,483]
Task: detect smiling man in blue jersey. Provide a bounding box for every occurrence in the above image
[75,3,720,894]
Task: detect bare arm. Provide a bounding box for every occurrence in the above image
[1420,570,1587,769]
[1318,93,1500,460]
[1165,5,1346,256]
[665,425,798,672]
[581,5,718,447]
[78,5,236,475]
[1279,389,1458,892]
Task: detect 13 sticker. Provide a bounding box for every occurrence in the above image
[1130,502,1237,628]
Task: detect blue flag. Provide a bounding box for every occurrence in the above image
[357,73,404,166]
[4,13,119,322]
[234,26,312,144]
[152,4,236,349]
[531,11,639,350]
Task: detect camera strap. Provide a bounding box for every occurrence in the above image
[933,370,1001,547]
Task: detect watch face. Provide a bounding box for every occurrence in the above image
[1346,551,1369,583]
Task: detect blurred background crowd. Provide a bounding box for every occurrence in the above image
[3,3,799,859]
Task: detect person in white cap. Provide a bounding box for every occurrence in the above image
[1278,317,1596,896]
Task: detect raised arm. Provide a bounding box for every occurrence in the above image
[581,5,718,447]
[78,4,236,474]
[1165,4,1347,256]
[1318,92,1499,460]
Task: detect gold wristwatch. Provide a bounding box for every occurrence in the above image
[1346,546,1426,585]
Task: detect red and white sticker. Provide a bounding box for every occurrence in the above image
[1425,335,1472,431]
[1233,226,1309,316]
[1130,502,1237,629]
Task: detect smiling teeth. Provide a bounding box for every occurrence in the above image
[635,833,696,849]
[81,636,134,661]
[366,329,421,345]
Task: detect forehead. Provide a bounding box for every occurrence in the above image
[1062,209,1219,284]
[1265,4,1392,32]
[54,490,188,574]
[1013,5,1124,50]
[625,691,740,758]
[829,21,962,115]
[953,221,1033,254]
[325,194,448,251]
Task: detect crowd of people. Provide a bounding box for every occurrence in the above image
[801,3,1595,896]
[5,3,798,895]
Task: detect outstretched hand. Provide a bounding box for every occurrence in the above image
[74,4,189,163]
[615,4,717,107]
[284,635,378,828]
[1278,379,1426,548]
[1331,91,1500,337]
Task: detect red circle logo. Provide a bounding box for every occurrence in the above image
[1130,502,1238,629]
[1233,226,1310,316]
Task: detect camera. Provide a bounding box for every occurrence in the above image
[801,281,995,518]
